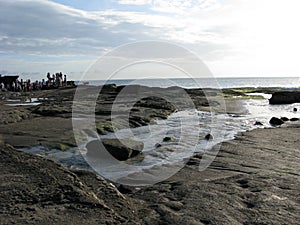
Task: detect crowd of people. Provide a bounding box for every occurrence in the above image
[0,72,68,92]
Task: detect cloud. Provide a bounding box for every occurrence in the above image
[116,0,223,14]
[0,0,241,78]
[0,0,161,56]
[0,0,235,55]
[117,0,152,5]
[0,54,93,79]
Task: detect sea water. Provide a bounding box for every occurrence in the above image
[79,77,300,89]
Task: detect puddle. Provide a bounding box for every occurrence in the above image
[3,97,49,106]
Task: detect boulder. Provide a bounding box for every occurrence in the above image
[163,137,172,142]
[86,138,143,161]
[290,118,299,122]
[269,117,284,126]
[294,107,298,112]
[269,92,300,104]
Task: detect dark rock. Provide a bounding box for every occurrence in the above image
[99,84,117,93]
[117,184,135,194]
[290,118,299,122]
[135,96,176,111]
[201,101,210,107]
[269,91,300,104]
[201,100,219,107]
[294,107,298,112]
[155,143,162,148]
[254,121,263,126]
[205,134,213,140]
[281,117,289,122]
[0,145,138,224]
[186,157,200,166]
[86,138,143,161]
[129,115,151,127]
[32,104,71,117]
[163,137,172,142]
[193,153,203,159]
[269,117,284,126]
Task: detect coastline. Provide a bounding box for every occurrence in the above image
[1,126,299,224]
[1,85,300,224]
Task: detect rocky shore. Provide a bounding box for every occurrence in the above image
[1,85,300,224]
[0,85,244,151]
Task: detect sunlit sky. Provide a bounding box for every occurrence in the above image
[1,0,300,80]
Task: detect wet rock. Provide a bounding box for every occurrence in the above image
[193,153,203,159]
[86,138,143,161]
[201,101,210,107]
[163,137,172,142]
[129,115,151,127]
[269,92,300,104]
[99,84,117,93]
[117,184,136,194]
[281,117,289,122]
[96,121,114,135]
[254,121,263,126]
[294,107,298,112]
[50,143,72,151]
[186,157,200,166]
[269,117,284,126]
[205,134,213,140]
[290,118,299,122]
[201,100,219,107]
[135,96,176,111]
[32,104,71,117]
[155,143,162,148]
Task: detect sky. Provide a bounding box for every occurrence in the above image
[1,0,300,80]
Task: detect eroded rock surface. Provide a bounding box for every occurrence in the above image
[0,144,142,225]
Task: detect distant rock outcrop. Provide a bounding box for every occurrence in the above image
[269,92,300,104]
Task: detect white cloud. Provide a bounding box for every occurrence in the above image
[0,0,234,56]
[151,0,222,14]
[0,0,158,56]
[5,0,289,78]
[117,0,152,5]
[116,0,223,14]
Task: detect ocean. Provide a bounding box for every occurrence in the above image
[81,77,300,89]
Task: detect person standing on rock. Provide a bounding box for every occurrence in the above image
[63,75,67,86]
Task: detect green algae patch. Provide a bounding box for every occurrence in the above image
[221,88,264,100]
[96,121,114,135]
[48,143,73,151]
